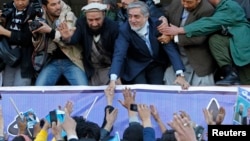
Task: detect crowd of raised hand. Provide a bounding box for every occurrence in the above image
[0,87,226,141]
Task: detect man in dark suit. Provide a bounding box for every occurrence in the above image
[160,0,216,86]
[107,1,185,90]
[242,107,250,125]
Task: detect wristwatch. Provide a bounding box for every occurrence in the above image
[176,72,185,77]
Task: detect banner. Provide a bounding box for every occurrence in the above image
[0,85,249,140]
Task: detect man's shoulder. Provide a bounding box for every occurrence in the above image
[75,17,88,28]
[104,17,119,28]
[199,0,214,11]
[189,0,214,18]
[119,21,131,32]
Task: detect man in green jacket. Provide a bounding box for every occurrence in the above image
[158,0,250,85]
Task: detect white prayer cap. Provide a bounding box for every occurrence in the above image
[81,3,107,12]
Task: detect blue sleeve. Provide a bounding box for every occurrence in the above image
[143,127,156,141]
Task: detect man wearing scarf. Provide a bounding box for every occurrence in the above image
[59,2,119,86]
[107,1,180,91]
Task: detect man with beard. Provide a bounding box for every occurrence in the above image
[59,2,119,86]
[107,1,176,90]
[115,0,189,89]
[32,0,88,85]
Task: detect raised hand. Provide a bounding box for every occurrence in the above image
[138,104,152,127]
[168,114,197,141]
[118,87,136,109]
[104,87,115,106]
[203,107,226,125]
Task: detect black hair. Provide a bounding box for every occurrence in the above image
[73,116,101,141]
[12,136,26,141]
[123,123,143,141]
[41,0,48,6]
[160,130,177,141]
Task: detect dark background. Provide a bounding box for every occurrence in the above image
[0,0,173,18]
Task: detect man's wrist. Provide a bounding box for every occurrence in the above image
[110,74,118,81]
[174,35,179,43]
[142,119,152,127]
[176,70,184,77]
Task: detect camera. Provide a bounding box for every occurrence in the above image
[1,3,14,18]
[45,110,66,137]
[130,104,138,111]
[29,19,43,31]
[45,110,65,125]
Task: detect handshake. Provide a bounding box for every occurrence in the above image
[157,34,174,44]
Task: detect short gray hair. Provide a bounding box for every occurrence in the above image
[127,1,150,17]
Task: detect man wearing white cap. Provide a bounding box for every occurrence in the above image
[59,2,119,86]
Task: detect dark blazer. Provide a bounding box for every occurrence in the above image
[110,18,172,82]
[69,17,119,78]
[163,0,216,76]
[143,127,156,141]
[4,1,35,78]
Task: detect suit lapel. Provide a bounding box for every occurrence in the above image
[172,2,183,26]
[131,30,152,56]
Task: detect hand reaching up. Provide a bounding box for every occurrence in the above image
[59,101,73,115]
[104,87,115,106]
[119,87,136,110]
[138,104,152,128]
[61,109,77,138]
[203,107,225,125]
[168,114,196,141]
[150,105,167,133]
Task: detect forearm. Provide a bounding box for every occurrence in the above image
[142,119,152,128]
[177,27,185,34]
[157,120,167,133]
[34,129,48,141]
[1,28,11,38]
[128,111,140,123]
[103,122,113,132]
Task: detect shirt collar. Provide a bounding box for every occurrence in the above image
[132,21,149,37]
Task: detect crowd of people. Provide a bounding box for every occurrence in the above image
[0,0,249,89]
[0,86,227,141]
